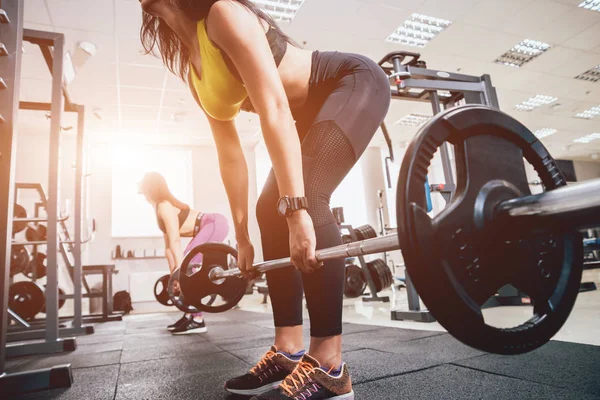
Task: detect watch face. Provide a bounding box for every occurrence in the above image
[277,198,288,216]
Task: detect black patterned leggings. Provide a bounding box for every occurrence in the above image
[256,51,391,337]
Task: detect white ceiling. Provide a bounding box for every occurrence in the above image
[16,0,600,161]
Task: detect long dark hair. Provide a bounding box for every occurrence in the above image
[139,171,190,211]
[140,0,296,82]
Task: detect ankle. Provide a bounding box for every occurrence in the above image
[274,343,304,355]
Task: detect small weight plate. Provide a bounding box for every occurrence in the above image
[178,242,246,313]
[9,281,45,320]
[154,274,173,307]
[10,245,29,277]
[344,264,366,298]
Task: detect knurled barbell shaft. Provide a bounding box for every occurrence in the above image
[210,234,400,281]
[495,178,600,231]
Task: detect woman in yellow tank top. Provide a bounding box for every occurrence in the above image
[139,1,391,399]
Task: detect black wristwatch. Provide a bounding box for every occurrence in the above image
[277,196,309,217]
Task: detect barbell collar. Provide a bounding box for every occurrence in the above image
[495,177,600,231]
[209,234,400,281]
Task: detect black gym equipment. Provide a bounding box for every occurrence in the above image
[179,242,246,313]
[41,287,66,313]
[12,203,27,233]
[367,258,393,293]
[168,267,214,313]
[25,223,47,241]
[354,225,378,241]
[153,275,173,307]
[25,252,47,279]
[10,244,29,277]
[9,282,45,321]
[344,264,367,298]
[396,104,587,355]
[178,105,600,356]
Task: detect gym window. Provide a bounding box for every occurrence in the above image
[111,146,194,238]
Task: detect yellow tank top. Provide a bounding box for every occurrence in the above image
[190,20,248,121]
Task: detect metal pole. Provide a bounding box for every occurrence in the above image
[73,105,84,329]
[495,178,600,231]
[481,74,499,108]
[212,234,400,280]
[45,33,65,343]
[0,0,24,374]
[430,92,455,188]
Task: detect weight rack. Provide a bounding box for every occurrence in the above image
[0,1,92,393]
[379,51,526,322]
[339,224,390,303]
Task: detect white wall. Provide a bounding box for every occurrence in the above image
[574,161,600,181]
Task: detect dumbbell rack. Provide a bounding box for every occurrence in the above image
[0,2,91,393]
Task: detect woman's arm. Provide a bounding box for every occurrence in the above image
[158,202,184,270]
[163,234,177,274]
[187,73,250,243]
[207,2,304,200]
[206,2,318,272]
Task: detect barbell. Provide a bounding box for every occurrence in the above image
[178,105,600,355]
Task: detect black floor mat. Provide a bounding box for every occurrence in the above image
[5,310,600,400]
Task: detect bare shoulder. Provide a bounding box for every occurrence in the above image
[206,0,258,36]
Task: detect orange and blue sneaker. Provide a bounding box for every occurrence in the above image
[250,353,354,400]
[224,346,303,396]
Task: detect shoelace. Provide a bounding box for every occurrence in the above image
[281,361,335,396]
[250,350,277,375]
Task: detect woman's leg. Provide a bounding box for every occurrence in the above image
[299,54,391,369]
[256,171,305,354]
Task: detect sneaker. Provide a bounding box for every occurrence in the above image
[167,315,188,331]
[171,318,207,335]
[250,354,354,400]
[224,346,301,396]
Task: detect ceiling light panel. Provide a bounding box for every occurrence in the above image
[534,128,558,139]
[395,114,431,127]
[251,0,306,22]
[575,105,600,119]
[579,0,600,12]
[495,39,551,68]
[386,14,452,48]
[514,95,558,111]
[573,133,600,143]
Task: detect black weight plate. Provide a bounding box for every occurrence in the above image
[10,245,29,277]
[354,225,377,241]
[366,259,385,293]
[26,252,47,279]
[154,274,173,307]
[396,104,582,355]
[41,286,66,312]
[9,281,45,320]
[26,224,47,242]
[168,267,210,313]
[373,258,392,290]
[13,204,27,233]
[344,264,366,298]
[178,242,246,313]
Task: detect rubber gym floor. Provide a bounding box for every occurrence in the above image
[5,310,600,400]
